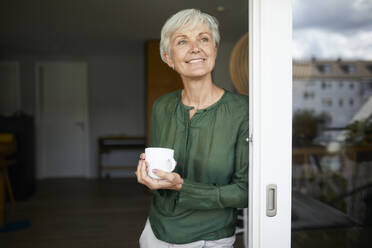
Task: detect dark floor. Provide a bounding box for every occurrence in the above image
[2,178,370,248]
[0,178,244,248]
[292,226,372,248]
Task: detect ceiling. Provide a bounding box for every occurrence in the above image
[0,0,248,54]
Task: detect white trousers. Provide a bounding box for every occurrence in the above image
[139,219,235,248]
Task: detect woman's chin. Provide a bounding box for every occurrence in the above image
[180,70,213,80]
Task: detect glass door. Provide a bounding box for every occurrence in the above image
[291,1,372,247]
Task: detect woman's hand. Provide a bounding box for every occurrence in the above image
[136,153,184,191]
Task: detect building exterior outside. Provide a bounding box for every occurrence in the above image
[293,59,372,143]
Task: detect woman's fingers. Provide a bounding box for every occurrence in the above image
[140,162,164,189]
[140,169,169,189]
[136,152,146,182]
[154,170,174,182]
[136,159,144,183]
[140,160,149,180]
[154,170,183,185]
[136,157,148,182]
[136,156,183,190]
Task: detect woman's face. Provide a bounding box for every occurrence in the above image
[165,23,218,79]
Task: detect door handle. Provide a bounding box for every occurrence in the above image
[266,184,277,217]
[75,121,85,131]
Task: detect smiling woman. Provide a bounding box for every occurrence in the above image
[136,8,249,248]
[164,25,217,80]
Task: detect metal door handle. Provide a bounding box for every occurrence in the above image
[266,184,277,217]
[75,121,85,131]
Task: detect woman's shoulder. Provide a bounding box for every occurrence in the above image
[223,91,249,114]
[224,91,249,105]
[152,90,180,111]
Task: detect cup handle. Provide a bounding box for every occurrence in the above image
[168,158,177,172]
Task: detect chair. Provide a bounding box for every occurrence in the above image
[0,133,16,206]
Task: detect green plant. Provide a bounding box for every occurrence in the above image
[346,119,372,145]
[292,110,331,146]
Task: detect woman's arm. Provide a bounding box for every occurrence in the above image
[150,119,249,210]
[176,120,249,210]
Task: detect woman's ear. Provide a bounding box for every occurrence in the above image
[164,52,175,70]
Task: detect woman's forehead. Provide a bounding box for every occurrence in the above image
[172,22,211,37]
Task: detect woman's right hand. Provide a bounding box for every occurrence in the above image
[135,153,183,191]
[136,152,147,178]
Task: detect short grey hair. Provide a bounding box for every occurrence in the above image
[160,9,220,63]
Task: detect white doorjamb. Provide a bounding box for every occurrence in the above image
[249,0,292,247]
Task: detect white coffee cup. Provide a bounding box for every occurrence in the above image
[145,147,177,179]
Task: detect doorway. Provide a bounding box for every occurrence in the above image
[35,62,90,178]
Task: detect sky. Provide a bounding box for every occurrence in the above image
[293,0,372,60]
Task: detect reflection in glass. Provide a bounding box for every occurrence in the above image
[292,1,372,246]
[292,60,372,248]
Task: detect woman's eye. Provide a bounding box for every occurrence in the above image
[201,37,209,42]
[177,40,186,45]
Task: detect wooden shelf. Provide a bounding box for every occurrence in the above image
[97,136,146,178]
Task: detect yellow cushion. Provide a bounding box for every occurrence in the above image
[0,133,15,143]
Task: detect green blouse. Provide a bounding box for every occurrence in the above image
[148,89,249,244]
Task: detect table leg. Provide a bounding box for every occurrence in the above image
[98,144,102,179]
[0,171,5,227]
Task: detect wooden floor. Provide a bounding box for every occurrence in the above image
[0,178,244,248]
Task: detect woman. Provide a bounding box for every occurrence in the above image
[136,9,249,247]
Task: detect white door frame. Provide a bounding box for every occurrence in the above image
[35,61,90,178]
[249,0,292,247]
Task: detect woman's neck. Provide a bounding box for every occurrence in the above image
[181,75,224,110]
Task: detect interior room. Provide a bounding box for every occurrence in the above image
[0,0,248,247]
[3,1,370,247]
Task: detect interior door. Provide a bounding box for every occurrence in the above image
[36,62,89,178]
[146,41,183,142]
[249,0,292,247]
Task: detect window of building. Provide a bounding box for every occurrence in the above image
[303,91,315,100]
[303,92,309,99]
[366,64,372,73]
[322,98,332,107]
[339,98,343,107]
[317,64,331,73]
[349,82,354,89]
[340,64,356,74]
[321,80,327,89]
[349,98,354,106]
[339,80,343,88]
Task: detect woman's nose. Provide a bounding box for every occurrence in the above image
[190,41,200,53]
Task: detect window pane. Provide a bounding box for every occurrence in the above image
[292,0,372,247]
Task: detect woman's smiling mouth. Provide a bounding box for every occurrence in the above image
[186,58,205,64]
